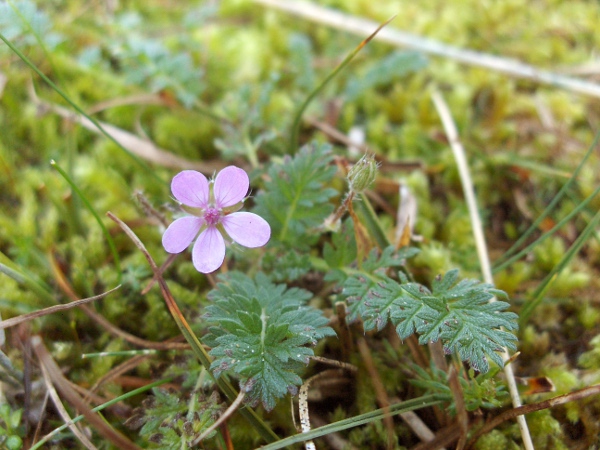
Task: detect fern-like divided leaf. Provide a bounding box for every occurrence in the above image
[254,142,337,248]
[203,272,336,411]
[343,268,518,373]
[125,388,222,448]
[343,246,420,329]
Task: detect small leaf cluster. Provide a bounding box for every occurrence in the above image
[254,142,338,248]
[203,272,336,411]
[125,388,222,448]
[411,365,509,414]
[0,404,24,450]
[342,252,518,373]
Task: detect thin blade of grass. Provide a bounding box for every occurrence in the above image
[51,160,122,282]
[0,31,163,183]
[30,376,174,450]
[260,394,445,450]
[32,335,143,450]
[519,208,600,326]
[0,285,120,330]
[0,255,56,306]
[493,183,600,274]
[289,15,395,151]
[494,130,600,268]
[254,0,600,98]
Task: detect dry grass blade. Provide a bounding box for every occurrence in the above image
[253,0,600,98]
[28,86,223,173]
[0,286,120,330]
[447,366,468,450]
[431,90,534,450]
[48,251,190,351]
[357,338,394,448]
[38,363,97,450]
[32,335,143,450]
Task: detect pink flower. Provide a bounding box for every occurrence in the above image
[162,166,271,273]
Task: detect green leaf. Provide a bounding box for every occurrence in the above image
[204,272,336,410]
[262,247,311,283]
[342,246,419,327]
[254,142,338,248]
[343,268,518,373]
[126,388,221,448]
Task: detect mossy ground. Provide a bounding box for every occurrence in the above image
[1,0,600,448]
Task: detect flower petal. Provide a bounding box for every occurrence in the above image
[192,226,226,273]
[171,170,209,207]
[222,212,271,248]
[213,166,249,208]
[162,216,203,253]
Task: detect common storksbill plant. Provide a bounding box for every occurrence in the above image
[150,144,518,445]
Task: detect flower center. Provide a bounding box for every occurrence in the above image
[204,207,221,226]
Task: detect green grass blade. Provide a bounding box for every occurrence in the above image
[0,254,56,306]
[519,208,600,326]
[0,31,164,184]
[261,394,443,449]
[289,17,394,151]
[494,130,600,268]
[493,184,600,274]
[51,160,122,282]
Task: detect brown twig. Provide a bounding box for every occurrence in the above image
[466,384,600,449]
[357,338,395,449]
[0,286,120,330]
[447,365,468,450]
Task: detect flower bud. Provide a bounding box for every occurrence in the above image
[347,153,378,193]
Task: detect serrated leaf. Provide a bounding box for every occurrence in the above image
[262,247,311,282]
[204,272,336,410]
[254,142,337,248]
[343,268,518,373]
[341,246,419,326]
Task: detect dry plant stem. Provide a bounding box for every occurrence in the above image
[32,335,143,450]
[466,383,600,449]
[329,191,355,227]
[394,407,439,446]
[0,286,120,330]
[48,250,190,351]
[357,338,395,449]
[88,353,158,396]
[411,424,462,450]
[79,303,191,350]
[191,390,245,446]
[141,253,177,294]
[299,370,346,450]
[431,91,533,450]
[447,366,468,450]
[309,355,358,373]
[39,363,97,450]
[334,301,353,361]
[254,0,600,98]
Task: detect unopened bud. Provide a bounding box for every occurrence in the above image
[347,153,378,193]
